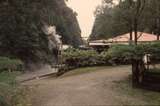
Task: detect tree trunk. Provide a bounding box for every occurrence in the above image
[157,18,160,40]
[132,60,140,87]
[129,28,133,45]
[134,18,138,45]
[132,59,146,88]
[157,34,159,40]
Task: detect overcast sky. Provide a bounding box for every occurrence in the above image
[66,0,102,38]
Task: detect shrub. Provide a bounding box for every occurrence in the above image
[0,57,24,72]
[0,72,31,106]
[62,48,110,70]
[0,83,31,106]
[106,45,135,64]
[61,42,160,71]
[106,42,160,64]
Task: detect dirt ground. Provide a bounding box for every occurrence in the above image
[23,65,158,106]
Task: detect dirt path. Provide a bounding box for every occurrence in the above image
[24,66,134,106]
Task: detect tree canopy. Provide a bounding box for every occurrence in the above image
[90,0,160,40]
[0,0,82,65]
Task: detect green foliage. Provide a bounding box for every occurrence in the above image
[0,0,51,63]
[107,44,144,63]
[91,0,160,39]
[107,42,160,63]
[0,85,31,106]
[0,0,82,64]
[62,48,106,68]
[0,57,24,72]
[91,0,130,39]
[0,72,31,106]
[61,48,111,72]
[0,72,18,85]
[62,42,160,71]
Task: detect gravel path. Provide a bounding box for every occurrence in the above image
[24,66,132,106]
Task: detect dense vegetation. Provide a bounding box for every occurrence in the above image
[0,0,82,67]
[107,43,160,62]
[90,0,160,88]
[62,48,108,68]
[0,71,31,106]
[0,57,23,72]
[64,42,159,66]
[0,0,82,104]
[0,57,28,106]
[61,42,160,85]
[90,0,160,40]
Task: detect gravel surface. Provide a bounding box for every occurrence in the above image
[24,66,135,106]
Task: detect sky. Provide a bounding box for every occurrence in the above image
[66,0,102,38]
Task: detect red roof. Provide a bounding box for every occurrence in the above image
[108,32,157,42]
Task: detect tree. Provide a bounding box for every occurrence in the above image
[114,0,135,44]
[91,0,160,87]
[91,0,128,40]
[91,0,159,44]
[150,0,160,40]
[0,0,82,68]
[107,42,160,87]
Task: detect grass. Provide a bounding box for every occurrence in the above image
[0,71,21,85]
[61,65,130,77]
[0,71,31,106]
[112,75,160,105]
[147,68,160,74]
[61,66,112,77]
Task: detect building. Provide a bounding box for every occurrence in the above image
[108,32,157,44]
[88,39,111,52]
[89,32,158,52]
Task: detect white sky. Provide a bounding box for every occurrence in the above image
[66,0,102,38]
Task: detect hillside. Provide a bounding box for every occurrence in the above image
[0,0,82,69]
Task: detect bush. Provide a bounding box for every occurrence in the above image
[106,45,136,64]
[0,57,24,72]
[61,43,160,71]
[0,72,31,106]
[62,48,110,70]
[0,84,31,106]
[107,42,160,63]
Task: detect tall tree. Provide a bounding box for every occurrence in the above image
[90,0,160,44]
[0,0,82,68]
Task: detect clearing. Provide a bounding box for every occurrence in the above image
[24,65,160,106]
